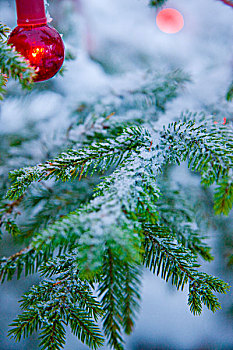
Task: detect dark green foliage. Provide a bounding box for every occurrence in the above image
[0,217,21,237]
[8,254,104,349]
[226,81,233,101]
[143,224,229,315]
[149,0,168,7]
[0,22,10,40]
[159,115,233,184]
[214,178,233,215]
[0,73,7,100]
[98,248,141,348]
[1,115,231,350]
[120,263,141,335]
[98,249,125,350]
[0,246,52,283]
[1,120,231,349]
[0,196,23,237]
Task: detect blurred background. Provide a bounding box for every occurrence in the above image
[0,0,233,349]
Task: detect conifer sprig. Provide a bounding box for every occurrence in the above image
[8,254,104,350]
[159,115,233,192]
[0,22,10,41]
[1,116,232,349]
[0,73,7,100]
[3,117,233,281]
[226,81,233,101]
[98,249,142,349]
[6,127,152,200]
[98,248,125,350]
[149,0,167,7]
[0,195,23,237]
[214,177,233,215]
[159,116,233,177]
[143,224,229,314]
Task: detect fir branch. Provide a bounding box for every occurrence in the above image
[98,248,141,348]
[120,263,141,335]
[3,117,233,284]
[159,114,233,187]
[0,246,49,283]
[8,256,104,350]
[0,195,24,237]
[226,81,233,101]
[0,221,78,283]
[1,116,232,349]
[149,0,168,7]
[0,73,7,100]
[18,178,99,236]
[39,254,103,321]
[39,320,66,350]
[143,224,229,315]
[1,132,157,282]
[143,224,196,289]
[214,177,233,215]
[98,248,125,350]
[0,22,10,42]
[124,70,190,113]
[0,217,21,237]
[6,127,151,200]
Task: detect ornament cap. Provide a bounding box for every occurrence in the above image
[16,0,47,26]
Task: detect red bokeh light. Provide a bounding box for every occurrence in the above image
[8,24,65,82]
[156,8,184,34]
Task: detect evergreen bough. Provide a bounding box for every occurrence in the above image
[1,115,232,349]
[0,2,233,349]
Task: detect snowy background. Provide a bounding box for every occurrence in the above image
[0,0,233,349]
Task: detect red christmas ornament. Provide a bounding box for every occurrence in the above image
[8,0,65,82]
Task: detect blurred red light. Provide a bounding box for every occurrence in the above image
[156,8,184,34]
